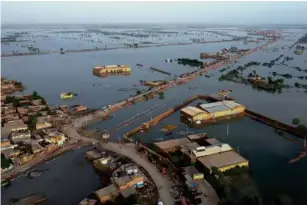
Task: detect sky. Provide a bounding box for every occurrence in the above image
[1,1,307,25]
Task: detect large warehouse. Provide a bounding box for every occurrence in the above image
[180,106,211,122]
[198,100,245,119]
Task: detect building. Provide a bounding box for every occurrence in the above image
[205,138,221,146]
[192,144,232,158]
[120,187,137,199]
[2,106,16,115]
[2,113,20,122]
[112,174,144,190]
[36,116,53,130]
[78,198,97,205]
[198,100,245,119]
[180,106,211,122]
[74,105,88,112]
[154,137,191,153]
[197,151,249,174]
[31,143,45,154]
[93,65,131,74]
[95,184,118,204]
[85,150,103,161]
[2,121,29,138]
[1,138,11,148]
[10,130,31,143]
[46,131,66,145]
[125,166,138,175]
[17,107,29,116]
[31,99,42,105]
[182,166,204,180]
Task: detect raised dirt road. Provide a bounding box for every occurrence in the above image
[63,125,175,205]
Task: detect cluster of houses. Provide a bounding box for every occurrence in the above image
[82,149,148,205]
[1,83,69,173]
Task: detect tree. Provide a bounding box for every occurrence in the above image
[267,76,273,84]
[292,118,300,125]
[33,91,38,98]
[136,90,142,95]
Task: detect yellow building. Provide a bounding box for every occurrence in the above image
[93,65,131,74]
[180,106,211,122]
[198,101,245,119]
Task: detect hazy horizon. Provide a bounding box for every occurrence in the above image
[2,1,307,25]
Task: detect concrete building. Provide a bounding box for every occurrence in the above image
[10,130,31,143]
[93,65,131,74]
[197,151,249,174]
[17,107,29,116]
[85,150,103,161]
[192,144,232,158]
[46,131,66,145]
[180,106,210,122]
[113,175,144,190]
[36,116,53,130]
[154,137,191,153]
[198,101,245,119]
[2,121,28,138]
[95,184,118,204]
[31,99,42,105]
[182,166,204,180]
[120,187,136,199]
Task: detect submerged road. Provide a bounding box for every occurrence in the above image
[63,125,175,205]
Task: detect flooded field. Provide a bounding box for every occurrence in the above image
[2,25,307,205]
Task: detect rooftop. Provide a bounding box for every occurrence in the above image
[114,176,131,186]
[181,106,205,117]
[205,138,221,146]
[182,166,200,176]
[197,151,248,170]
[95,184,117,198]
[199,101,243,113]
[186,133,208,141]
[120,187,136,198]
[155,137,191,151]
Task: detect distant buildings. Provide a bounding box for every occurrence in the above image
[93,65,131,74]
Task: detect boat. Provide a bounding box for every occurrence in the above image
[60,92,73,99]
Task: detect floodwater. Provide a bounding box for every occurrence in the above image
[1,26,307,204]
[1,147,100,205]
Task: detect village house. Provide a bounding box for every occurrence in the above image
[36,116,53,130]
[2,113,20,123]
[46,131,66,145]
[17,107,29,116]
[10,130,31,144]
[2,106,17,115]
[31,99,42,106]
[2,121,29,138]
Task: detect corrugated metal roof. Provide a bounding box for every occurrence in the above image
[181,106,205,116]
[199,100,242,113]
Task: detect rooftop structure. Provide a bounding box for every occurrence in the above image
[192,144,232,158]
[186,133,208,141]
[197,151,249,174]
[120,187,137,198]
[85,150,103,161]
[198,100,245,119]
[205,138,221,146]
[182,166,204,180]
[95,184,118,204]
[180,106,210,122]
[154,137,191,152]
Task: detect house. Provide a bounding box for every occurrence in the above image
[46,131,66,145]
[95,184,118,204]
[1,138,11,148]
[2,113,20,123]
[2,106,16,115]
[31,99,42,106]
[17,107,29,116]
[10,130,31,143]
[2,121,29,138]
[29,105,42,112]
[31,143,45,154]
[36,116,53,130]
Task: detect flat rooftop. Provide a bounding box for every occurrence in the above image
[120,187,136,198]
[95,184,117,198]
[182,166,200,176]
[205,138,221,146]
[181,106,205,117]
[199,100,243,113]
[85,150,103,160]
[186,133,208,141]
[197,151,248,170]
[155,138,191,151]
